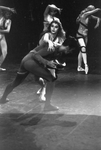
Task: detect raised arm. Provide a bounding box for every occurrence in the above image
[84,8,101,18]
[0,19,11,33]
[44,5,50,19]
[76,9,86,23]
[44,4,61,20]
[0,6,16,13]
[48,4,61,12]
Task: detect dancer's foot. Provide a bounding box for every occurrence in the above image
[77,66,85,72]
[44,104,59,111]
[37,87,46,102]
[39,93,46,102]
[48,68,56,78]
[0,67,6,71]
[55,59,66,66]
[55,59,66,69]
[85,65,89,74]
[0,97,9,104]
[37,88,42,95]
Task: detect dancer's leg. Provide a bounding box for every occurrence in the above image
[81,47,88,74]
[0,38,7,71]
[0,73,28,103]
[25,59,58,110]
[44,81,59,111]
[77,38,88,73]
[78,51,82,67]
[77,51,85,71]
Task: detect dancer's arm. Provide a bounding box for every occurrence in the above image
[48,4,61,12]
[43,33,55,51]
[44,5,55,20]
[0,19,11,33]
[53,37,64,48]
[0,6,16,13]
[84,8,101,18]
[34,53,56,68]
[33,52,48,67]
[76,10,86,23]
[31,41,56,68]
[76,16,80,23]
[91,15,101,28]
[44,4,61,20]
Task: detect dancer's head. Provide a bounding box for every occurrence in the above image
[4,11,12,19]
[49,4,62,16]
[0,8,16,19]
[86,5,95,11]
[80,5,95,16]
[48,17,66,39]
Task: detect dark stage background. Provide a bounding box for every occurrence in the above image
[0,0,101,71]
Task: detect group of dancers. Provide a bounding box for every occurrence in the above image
[0,4,101,111]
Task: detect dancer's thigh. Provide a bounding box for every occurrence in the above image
[24,60,52,81]
[78,38,85,47]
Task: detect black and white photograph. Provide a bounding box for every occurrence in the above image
[0,0,101,150]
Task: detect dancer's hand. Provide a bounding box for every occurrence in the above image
[47,60,56,69]
[94,18,101,28]
[10,8,17,14]
[48,41,55,51]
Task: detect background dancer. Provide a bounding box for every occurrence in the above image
[76,5,101,74]
[0,6,16,71]
[43,4,62,31]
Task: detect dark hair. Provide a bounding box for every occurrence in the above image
[39,18,66,41]
[4,11,12,19]
[0,10,12,19]
[49,19,66,40]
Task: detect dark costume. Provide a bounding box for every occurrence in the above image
[0,37,64,102]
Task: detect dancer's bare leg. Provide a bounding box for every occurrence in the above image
[77,52,85,71]
[0,73,28,104]
[44,81,59,111]
[0,38,7,71]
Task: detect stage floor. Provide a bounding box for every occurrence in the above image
[0,62,101,150]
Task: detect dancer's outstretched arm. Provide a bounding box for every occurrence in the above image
[0,6,16,13]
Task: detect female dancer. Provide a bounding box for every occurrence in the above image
[76,5,101,74]
[37,5,64,100]
[0,6,16,71]
[43,4,62,31]
[0,19,69,111]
